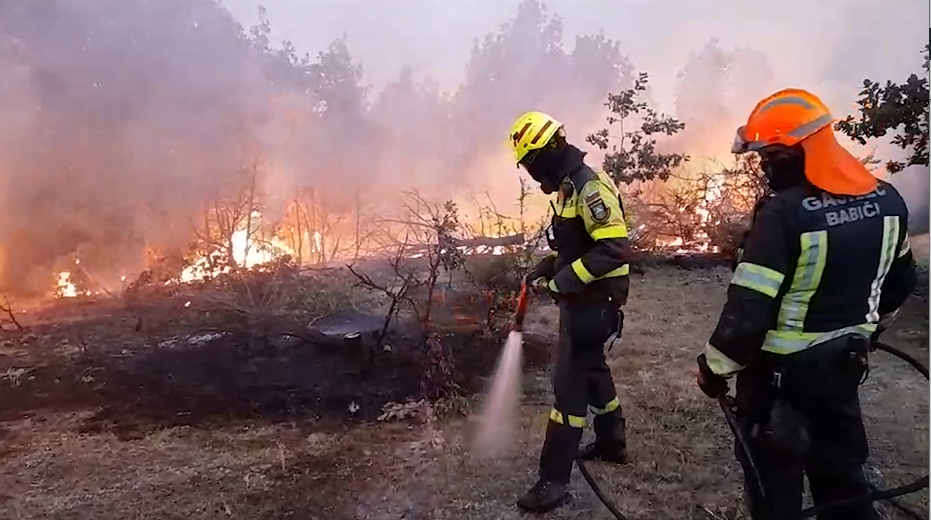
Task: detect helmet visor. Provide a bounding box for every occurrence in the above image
[731,126,750,154]
[731,125,773,154]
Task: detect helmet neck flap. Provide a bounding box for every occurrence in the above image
[525,144,587,195]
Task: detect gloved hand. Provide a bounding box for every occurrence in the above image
[523,274,558,298]
[526,255,556,282]
[876,310,899,336]
[696,354,729,398]
[524,274,546,291]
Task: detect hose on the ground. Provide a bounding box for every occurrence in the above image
[723,340,929,520]
[576,457,630,520]
[575,340,928,520]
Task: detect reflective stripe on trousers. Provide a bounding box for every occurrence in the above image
[589,396,619,415]
[549,408,586,428]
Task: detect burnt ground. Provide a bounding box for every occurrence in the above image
[0,284,550,435]
[0,266,927,520]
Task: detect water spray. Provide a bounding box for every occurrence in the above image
[473,281,530,458]
[508,282,926,519]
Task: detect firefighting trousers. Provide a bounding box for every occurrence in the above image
[733,335,879,520]
[538,299,623,484]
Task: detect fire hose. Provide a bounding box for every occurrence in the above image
[514,281,631,519]
[719,340,929,520]
[514,283,927,519]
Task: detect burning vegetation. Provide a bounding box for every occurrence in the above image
[0,2,928,519]
[0,1,839,440]
[0,0,787,305]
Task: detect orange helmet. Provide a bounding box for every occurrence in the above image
[731,88,877,196]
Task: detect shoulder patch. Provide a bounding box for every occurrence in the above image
[584,190,610,223]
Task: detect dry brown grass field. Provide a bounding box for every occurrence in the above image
[0,265,926,520]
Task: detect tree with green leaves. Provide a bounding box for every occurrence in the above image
[835,44,929,174]
[586,71,689,185]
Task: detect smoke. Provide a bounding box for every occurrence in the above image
[0,0,926,296]
[890,165,931,234]
[0,0,266,294]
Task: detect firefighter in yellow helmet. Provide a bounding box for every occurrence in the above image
[509,111,631,513]
[696,89,916,520]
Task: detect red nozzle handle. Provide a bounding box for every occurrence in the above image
[513,280,529,331]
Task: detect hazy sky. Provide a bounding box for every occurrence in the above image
[220,0,930,220]
[221,0,929,113]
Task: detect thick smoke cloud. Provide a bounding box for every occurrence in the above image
[0,0,926,297]
[0,1,268,295]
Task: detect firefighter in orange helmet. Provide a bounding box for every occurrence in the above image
[509,111,631,513]
[696,89,916,520]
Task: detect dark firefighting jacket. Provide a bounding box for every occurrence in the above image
[546,164,631,305]
[732,192,775,270]
[705,179,916,376]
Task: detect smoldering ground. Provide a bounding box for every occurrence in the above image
[0,0,927,297]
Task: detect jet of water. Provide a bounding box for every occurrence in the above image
[473,330,524,458]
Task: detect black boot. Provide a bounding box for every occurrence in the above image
[579,414,627,463]
[518,418,582,513]
[516,480,569,513]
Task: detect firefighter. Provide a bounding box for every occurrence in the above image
[509,111,631,513]
[696,88,917,520]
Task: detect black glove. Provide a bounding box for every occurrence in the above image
[696,354,729,398]
[528,255,556,281]
[523,275,558,303]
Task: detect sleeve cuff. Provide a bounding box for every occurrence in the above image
[551,266,584,294]
[704,342,744,378]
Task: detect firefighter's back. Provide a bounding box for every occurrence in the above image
[781,180,909,334]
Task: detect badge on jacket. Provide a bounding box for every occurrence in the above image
[584,191,610,223]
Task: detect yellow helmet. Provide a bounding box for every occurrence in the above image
[508,111,563,164]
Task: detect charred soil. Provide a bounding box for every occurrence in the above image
[0,266,926,520]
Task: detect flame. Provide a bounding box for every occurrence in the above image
[56,271,78,298]
[177,212,295,283]
[641,172,733,254]
[56,257,92,298]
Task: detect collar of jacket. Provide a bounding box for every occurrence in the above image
[554,145,590,191]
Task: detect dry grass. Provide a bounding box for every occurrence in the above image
[0,266,926,520]
[911,234,928,264]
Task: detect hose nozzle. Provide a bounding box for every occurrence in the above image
[512,280,529,332]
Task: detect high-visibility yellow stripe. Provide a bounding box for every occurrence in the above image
[555,205,578,218]
[704,342,744,377]
[570,259,630,285]
[866,216,900,323]
[590,225,627,240]
[571,259,596,283]
[589,396,620,415]
[898,234,911,258]
[776,230,828,331]
[762,324,877,355]
[554,194,578,218]
[549,408,586,428]
[731,262,785,298]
